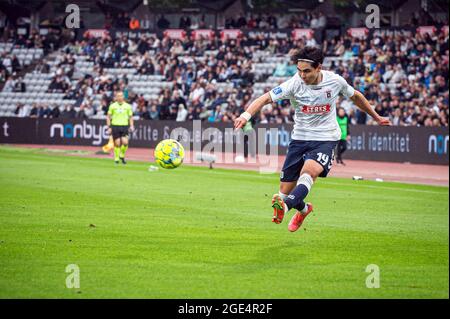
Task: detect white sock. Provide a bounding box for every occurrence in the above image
[279,192,289,213]
[297,173,314,190]
[297,174,313,214]
[301,203,309,214]
[278,192,288,201]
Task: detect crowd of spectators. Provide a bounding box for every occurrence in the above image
[48,33,257,122]
[225,12,327,30]
[324,29,449,127]
[2,16,448,127]
[1,28,64,88]
[102,11,326,31]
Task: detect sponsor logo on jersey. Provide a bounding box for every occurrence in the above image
[272,87,282,95]
[301,104,331,114]
[326,90,332,98]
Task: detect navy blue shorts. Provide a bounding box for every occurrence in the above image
[280,140,338,182]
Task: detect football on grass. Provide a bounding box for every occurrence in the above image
[154,139,185,169]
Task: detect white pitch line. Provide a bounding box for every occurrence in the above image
[189,169,448,194]
[320,181,448,195]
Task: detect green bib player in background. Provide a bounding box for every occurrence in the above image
[336,107,350,165]
[107,92,134,164]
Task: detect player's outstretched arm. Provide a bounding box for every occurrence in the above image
[234,92,272,130]
[350,90,392,126]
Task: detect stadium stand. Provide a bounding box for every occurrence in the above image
[0,3,448,127]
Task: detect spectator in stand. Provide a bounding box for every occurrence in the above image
[157,15,170,30]
[129,16,140,30]
[2,76,15,92]
[29,103,40,118]
[14,103,30,117]
[60,105,76,119]
[0,64,7,83]
[50,104,60,118]
[176,104,188,122]
[149,103,160,120]
[179,15,191,29]
[104,12,113,29]
[2,53,12,74]
[13,77,26,92]
[11,54,21,73]
[38,104,51,118]
[122,12,131,29]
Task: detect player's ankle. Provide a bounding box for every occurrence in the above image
[300,204,309,214]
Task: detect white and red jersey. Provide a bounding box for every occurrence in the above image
[268,70,355,141]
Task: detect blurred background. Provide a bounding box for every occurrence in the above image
[0,0,447,127]
[0,0,448,166]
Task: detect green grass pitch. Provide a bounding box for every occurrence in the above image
[0,145,448,298]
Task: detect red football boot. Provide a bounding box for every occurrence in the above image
[288,203,313,232]
[271,194,286,224]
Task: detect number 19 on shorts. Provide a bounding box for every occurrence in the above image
[317,152,333,170]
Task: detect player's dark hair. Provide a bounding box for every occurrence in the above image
[293,46,324,68]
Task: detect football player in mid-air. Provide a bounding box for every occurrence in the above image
[234,46,391,232]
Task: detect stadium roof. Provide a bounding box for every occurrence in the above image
[0,0,46,16]
[144,0,237,13]
[0,0,448,17]
[332,0,448,11]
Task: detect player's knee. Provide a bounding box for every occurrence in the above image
[302,162,323,180]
